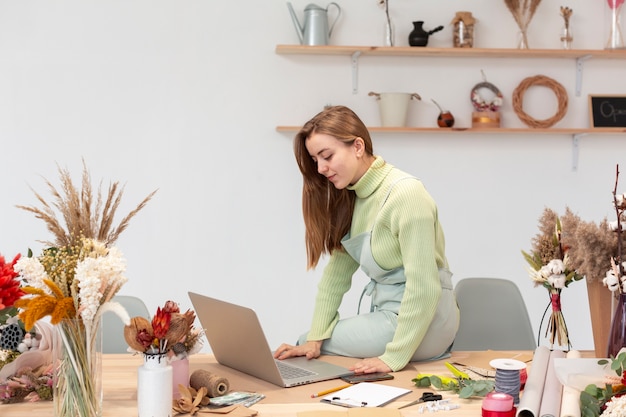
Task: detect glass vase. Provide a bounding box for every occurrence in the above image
[138,353,173,417]
[518,29,529,49]
[53,318,102,417]
[606,1,625,49]
[383,15,394,46]
[561,26,573,50]
[607,293,626,357]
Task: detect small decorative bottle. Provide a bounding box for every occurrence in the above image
[138,353,173,417]
[560,6,573,50]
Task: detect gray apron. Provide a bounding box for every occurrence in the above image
[340,177,459,361]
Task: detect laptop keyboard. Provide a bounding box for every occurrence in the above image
[275,360,317,379]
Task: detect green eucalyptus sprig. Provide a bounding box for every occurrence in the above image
[579,352,626,417]
[412,374,495,399]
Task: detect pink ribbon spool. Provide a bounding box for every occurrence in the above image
[482,392,516,417]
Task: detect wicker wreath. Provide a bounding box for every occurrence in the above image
[512,75,568,128]
[470,81,503,112]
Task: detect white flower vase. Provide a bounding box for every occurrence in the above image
[138,353,173,417]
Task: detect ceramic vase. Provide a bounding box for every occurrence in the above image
[53,318,103,417]
[138,353,173,417]
[171,357,190,400]
[607,293,626,357]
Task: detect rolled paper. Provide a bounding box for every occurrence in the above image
[190,369,230,397]
[538,349,566,417]
[517,346,551,417]
[560,350,582,417]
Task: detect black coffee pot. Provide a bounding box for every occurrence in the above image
[408,21,444,47]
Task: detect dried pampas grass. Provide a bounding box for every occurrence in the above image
[504,0,543,46]
[16,160,157,248]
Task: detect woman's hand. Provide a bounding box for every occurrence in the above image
[274,340,322,360]
[349,357,392,374]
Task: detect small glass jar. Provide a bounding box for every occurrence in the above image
[561,26,573,50]
[451,11,475,48]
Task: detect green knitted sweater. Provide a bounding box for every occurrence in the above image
[307,156,448,371]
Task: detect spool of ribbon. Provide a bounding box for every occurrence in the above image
[189,369,230,397]
[482,392,516,417]
[489,358,527,406]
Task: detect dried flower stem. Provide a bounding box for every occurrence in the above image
[613,164,624,277]
[504,0,542,37]
[560,6,573,29]
[16,160,157,248]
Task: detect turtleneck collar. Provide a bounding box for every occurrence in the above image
[347,156,392,199]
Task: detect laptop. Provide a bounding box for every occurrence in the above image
[188,292,352,387]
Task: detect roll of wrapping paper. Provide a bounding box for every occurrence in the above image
[560,350,582,417]
[538,349,566,417]
[189,369,230,397]
[516,346,551,417]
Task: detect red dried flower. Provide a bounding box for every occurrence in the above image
[0,254,23,310]
[162,300,180,314]
[136,329,155,349]
[151,306,171,339]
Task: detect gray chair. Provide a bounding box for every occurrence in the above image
[452,277,536,351]
[102,295,151,353]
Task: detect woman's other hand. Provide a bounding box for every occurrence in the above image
[274,340,322,360]
[349,357,392,374]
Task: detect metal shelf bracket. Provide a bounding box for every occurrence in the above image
[351,51,362,94]
[572,132,587,171]
[575,55,592,97]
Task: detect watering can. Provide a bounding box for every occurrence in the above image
[287,2,342,46]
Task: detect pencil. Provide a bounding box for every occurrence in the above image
[311,383,352,398]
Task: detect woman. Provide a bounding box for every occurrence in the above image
[274,106,459,373]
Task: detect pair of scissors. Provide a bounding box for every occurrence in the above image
[398,391,443,409]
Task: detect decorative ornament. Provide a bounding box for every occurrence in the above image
[470,81,504,112]
[512,75,568,128]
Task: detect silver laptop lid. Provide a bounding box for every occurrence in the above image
[188,291,350,387]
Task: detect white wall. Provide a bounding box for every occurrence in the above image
[1,0,624,354]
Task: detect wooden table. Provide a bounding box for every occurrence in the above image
[1,351,535,416]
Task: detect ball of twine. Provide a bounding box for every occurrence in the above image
[512,75,568,128]
[190,369,230,397]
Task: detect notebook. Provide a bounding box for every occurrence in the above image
[188,291,352,388]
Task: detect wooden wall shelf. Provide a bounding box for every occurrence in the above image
[276,126,626,134]
[275,45,626,60]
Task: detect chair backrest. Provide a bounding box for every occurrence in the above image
[102,295,151,353]
[452,277,536,351]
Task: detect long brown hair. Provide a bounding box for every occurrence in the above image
[293,106,374,269]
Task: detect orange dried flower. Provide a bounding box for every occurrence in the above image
[15,279,76,330]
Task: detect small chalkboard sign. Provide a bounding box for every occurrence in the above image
[589,95,626,127]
